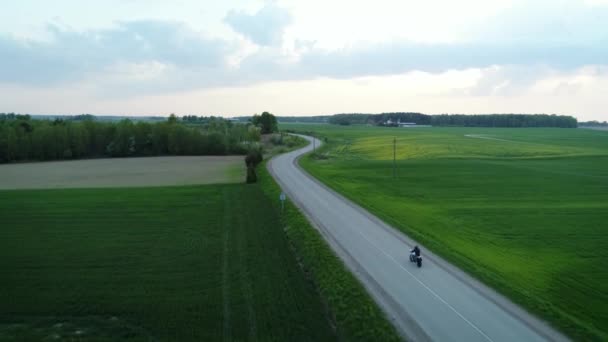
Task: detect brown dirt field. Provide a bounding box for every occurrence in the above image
[0,156,245,190]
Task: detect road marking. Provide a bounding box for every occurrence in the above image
[352,224,495,342]
[273,135,565,342]
[288,139,494,341]
[464,134,512,142]
[289,138,494,341]
[280,135,493,341]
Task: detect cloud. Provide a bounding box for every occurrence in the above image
[449,65,557,97]
[472,0,608,45]
[0,20,230,86]
[447,65,608,99]
[286,40,608,81]
[0,6,607,97]
[224,3,291,46]
[4,66,606,120]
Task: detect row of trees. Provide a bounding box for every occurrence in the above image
[276,115,330,123]
[329,114,371,125]
[430,114,577,128]
[181,115,231,124]
[0,114,261,163]
[328,113,578,128]
[579,120,608,127]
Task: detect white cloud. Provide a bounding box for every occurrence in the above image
[224,3,291,46]
[3,66,606,121]
[471,0,608,44]
[281,0,516,48]
[0,20,231,86]
[1,1,607,118]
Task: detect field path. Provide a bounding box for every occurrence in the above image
[268,136,569,342]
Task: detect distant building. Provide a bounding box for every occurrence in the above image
[383,119,418,127]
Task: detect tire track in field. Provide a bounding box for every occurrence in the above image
[233,188,258,341]
[464,134,514,142]
[221,190,232,342]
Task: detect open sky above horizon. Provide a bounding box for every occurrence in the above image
[1,0,607,121]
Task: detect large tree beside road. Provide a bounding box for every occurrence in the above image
[252,112,278,134]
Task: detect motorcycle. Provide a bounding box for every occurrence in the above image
[409,252,422,268]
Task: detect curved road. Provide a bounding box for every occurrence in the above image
[268,136,569,342]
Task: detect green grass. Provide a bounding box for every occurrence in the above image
[0,184,336,341]
[287,124,608,341]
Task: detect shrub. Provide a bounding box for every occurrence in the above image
[246,165,258,183]
[245,149,263,168]
[244,148,264,184]
[270,134,284,146]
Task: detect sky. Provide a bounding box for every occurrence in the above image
[0,0,607,121]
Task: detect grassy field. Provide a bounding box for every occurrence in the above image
[0,156,245,190]
[287,124,608,341]
[0,184,336,341]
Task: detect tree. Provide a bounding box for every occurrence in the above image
[0,126,8,162]
[245,149,263,183]
[252,112,278,134]
[110,120,136,157]
[168,113,178,124]
[247,125,261,142]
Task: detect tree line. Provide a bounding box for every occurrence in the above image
[329,114,371,125]
[276,116,330,123]
[430,114,577,127]
[329,112,578,128]
[579,120,608,127]
[0,113,261,163]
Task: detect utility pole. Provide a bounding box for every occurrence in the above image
[393,137,396,179]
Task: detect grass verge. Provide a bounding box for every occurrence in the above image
[260,159,402,341]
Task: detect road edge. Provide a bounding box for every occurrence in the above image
[291,135,570,342]
[268,137,423,341]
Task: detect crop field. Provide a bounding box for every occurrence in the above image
[0,184,335,341]
[288,124,608,341]
[0,156,245,190]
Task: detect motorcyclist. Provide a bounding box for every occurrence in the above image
[411,245,421,257]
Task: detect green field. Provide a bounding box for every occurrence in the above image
[289,124,608,341]
[0,184,336,341]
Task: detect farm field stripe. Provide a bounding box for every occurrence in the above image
[221,189,232,342]
[234,189,258,341]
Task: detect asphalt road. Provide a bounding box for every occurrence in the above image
[268,136,569,342]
